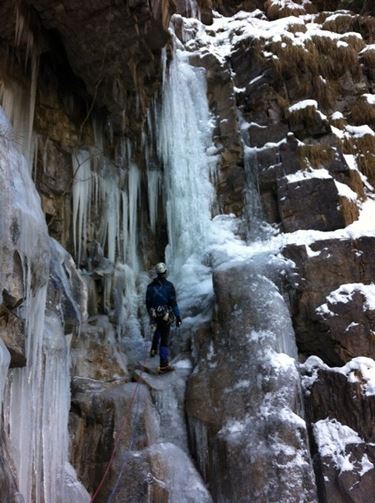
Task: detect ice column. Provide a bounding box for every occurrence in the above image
[147,168,161,233]
[0,339,11,411]
[158,40,215,275]
[127,162,140,272]
[72,150,92,265]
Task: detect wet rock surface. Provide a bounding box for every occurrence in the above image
[0,306,25,368]
[278,176,347,232]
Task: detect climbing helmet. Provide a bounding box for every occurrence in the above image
[155,262,167,275]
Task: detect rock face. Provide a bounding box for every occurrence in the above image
[302,356,375,502]
[70,369,211,502]
[284,237,375,365]
[277,175,349,232]
[1,0,375,501]
[70,316,129,382]
[27,0,171,132]
[0,429,20,503]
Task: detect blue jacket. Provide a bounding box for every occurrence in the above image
[146,277,180,318]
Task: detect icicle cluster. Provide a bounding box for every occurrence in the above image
[72,141,141,272]
[0,103,88,502]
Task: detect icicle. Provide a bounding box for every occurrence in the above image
[5,274,48,503]
[96,163,119,263]
[0,339,11,412]
[121,191,129,264]
[32,133,39,180]
[0,72,39,168]
[72,150,92,265]
[161,47,168,88]
[92,116,104,159]
[147,168,161,233]
[10,5,40,165]
[185,0,200,18]
[127,162,140,271]
[26,54,38,164]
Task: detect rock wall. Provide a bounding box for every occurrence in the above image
[0,0,375,501]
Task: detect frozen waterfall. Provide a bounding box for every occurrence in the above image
[158,40,216,275]
[156,17,298,358]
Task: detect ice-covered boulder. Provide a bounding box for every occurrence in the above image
[186,261,317,502]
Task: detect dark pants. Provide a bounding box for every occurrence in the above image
[151,320,170,366]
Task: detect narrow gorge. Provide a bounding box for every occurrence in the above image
[0,1,375,502]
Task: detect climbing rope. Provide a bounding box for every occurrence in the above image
[89,339,149,502]
[107,381,141,502]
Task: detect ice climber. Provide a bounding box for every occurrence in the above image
[146,262,182,374]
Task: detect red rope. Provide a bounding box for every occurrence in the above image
[90,357,148,502]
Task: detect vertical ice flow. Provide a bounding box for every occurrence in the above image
[158,40,215,275]
[147,168,161,233]
[72,150,92,265]
[127,162,140,272]
[0,339,11,412]
[156,15,299,362]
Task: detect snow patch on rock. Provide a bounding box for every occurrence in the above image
[313,418,363,474]
[316,283,375,316]
[285,168,331,184]
[302,355,375,396]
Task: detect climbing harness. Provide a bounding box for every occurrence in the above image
[150,305,175,325]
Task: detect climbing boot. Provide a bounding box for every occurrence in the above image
[158,364,175,375]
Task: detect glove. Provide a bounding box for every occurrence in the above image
[176,316,182,327]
